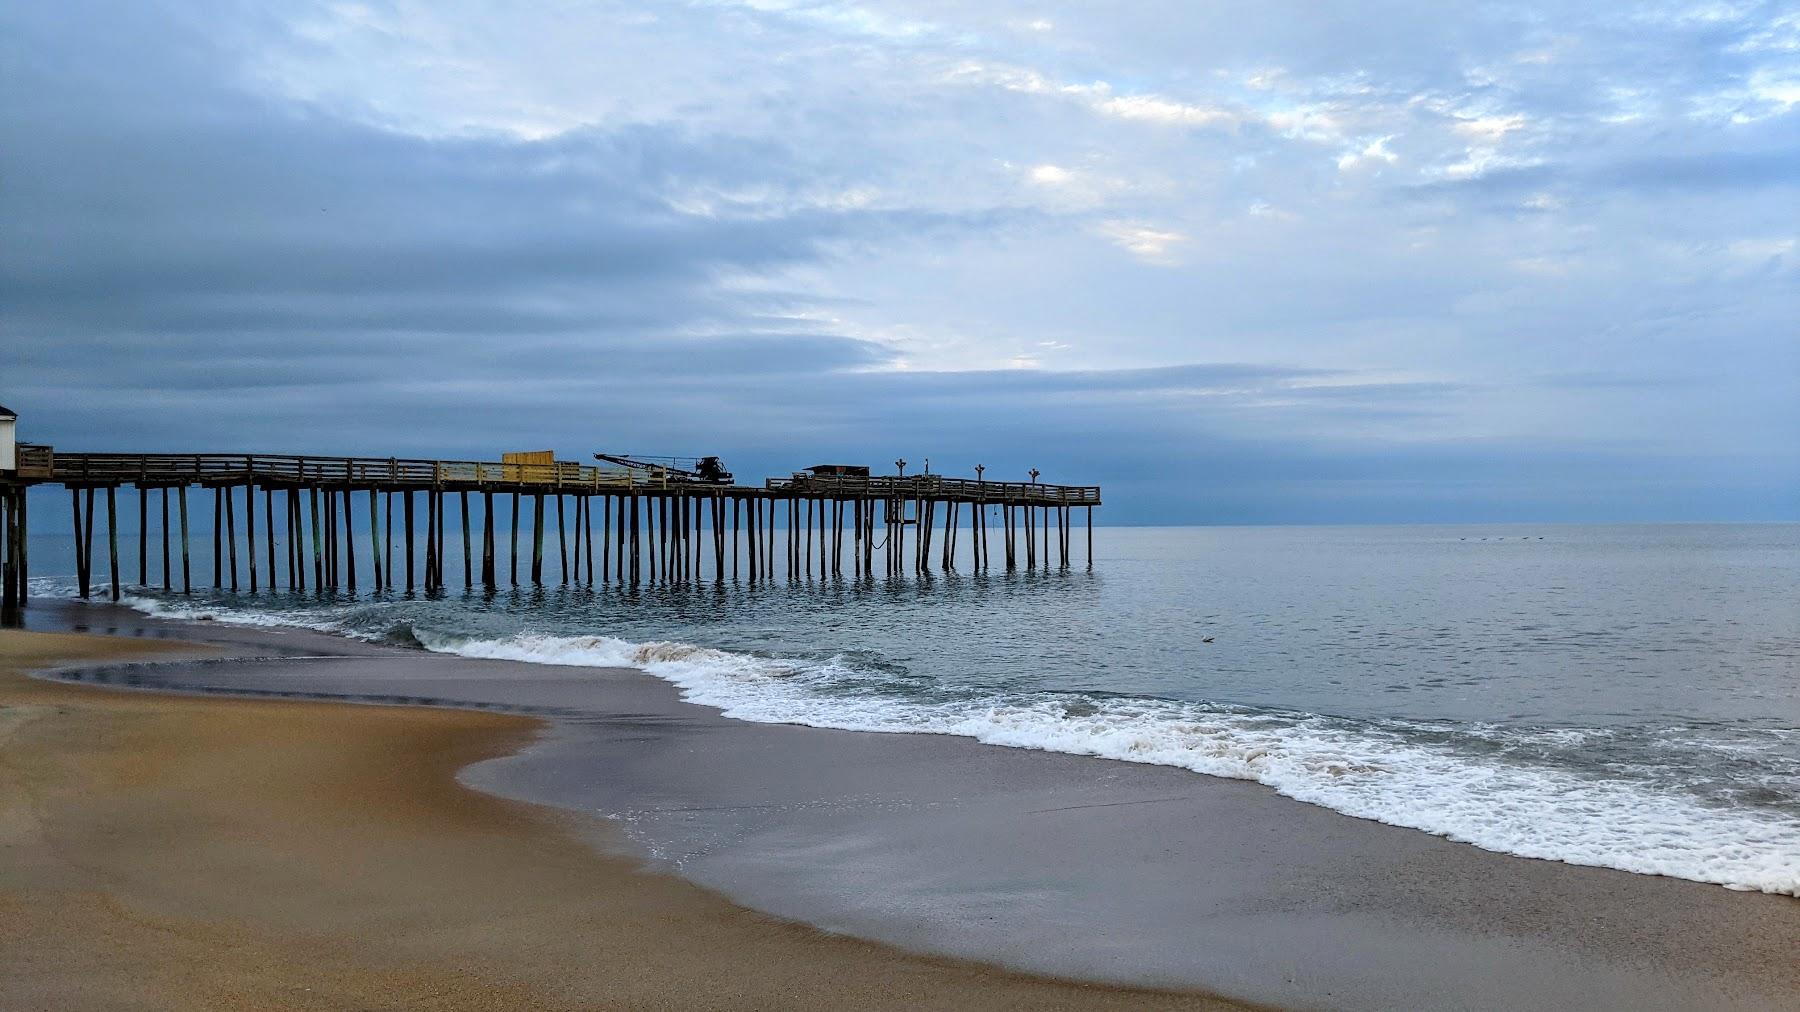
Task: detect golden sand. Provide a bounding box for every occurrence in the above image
[0,630,1241,1010]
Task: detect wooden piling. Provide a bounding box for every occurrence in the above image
[177,487,190,594]
[320,489,332,587]
[1,490,18,624]
[266,487,277,592]
[806,496,820,576]
[81,489,95,596]
[460,490,472,590]
[69,489,86,599]
[530,494,544,585]
[1051,504,1065,569]
[712,495,724,581]
[740,497,748,583]
[343,489,358,592]
[211,489,223,588]
[434,490,446,592]
[325,489,338,588]
[425,490,438,591]
[1007,505,1017,570]
[310,487,324,589]
[283,490,295,590]
[369,489,383,591]
[14,490,24,608]
[755,498,764,581]
[628,494,640,585]
[651,496,664,584]
[940,500,952,570]
[556,493,568,585]
[568,496,581,585]
[510,492,521,586]
[403,491,416,592]
[682,494,692,582]
[0,491,15,625]
[106,486,121,601]
[481,490,496,590]
[385,490,395,590]
[245,483,258,592]
[224,483,239,591]
[1,493,14,624]
[137,485,148,586]
[428,490,440,592]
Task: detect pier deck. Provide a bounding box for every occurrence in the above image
[0,445,1099,619]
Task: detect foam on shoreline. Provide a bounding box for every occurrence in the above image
[82,587,1800,896]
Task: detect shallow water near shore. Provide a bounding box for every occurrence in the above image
[28,522,1800,895]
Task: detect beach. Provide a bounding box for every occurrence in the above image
[0,625,1240,1010]
[7,602,1799,1010]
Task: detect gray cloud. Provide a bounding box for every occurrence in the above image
[3,0,1796,523]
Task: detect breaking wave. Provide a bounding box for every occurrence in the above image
[80,588,1800,896]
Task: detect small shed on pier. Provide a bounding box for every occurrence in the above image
[0,403,15,473]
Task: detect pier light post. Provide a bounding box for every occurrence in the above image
[895,458,906,477]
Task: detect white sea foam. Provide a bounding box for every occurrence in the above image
[90,592,1800,896]
[402,627,1800,896]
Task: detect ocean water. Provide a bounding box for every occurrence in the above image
[27,522,1800,895]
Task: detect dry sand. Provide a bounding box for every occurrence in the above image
[0,629,1243,1011]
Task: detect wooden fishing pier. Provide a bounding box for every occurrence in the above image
[0,442,1101,620]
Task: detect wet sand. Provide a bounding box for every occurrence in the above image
[12,604,1800,1010]
[0,629,1240,1010]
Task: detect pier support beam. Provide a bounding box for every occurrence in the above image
[369,489,383,591]
[461,490,473,590]
[1,490,19,625]
[106,486,121,601]
[265,487,277,592]
[556,493,568,585]
[628,494,640,585]
[245,483,257,592]
[529,494,544,585]
[425,490,438,592]
[137,485,148,586]
[71,489,88,599]
[481,491,496,590]
[584,495,595,586]
[286,490,298,590]
[342,488,357,593]
[211,489,222,589]
[384,491,394,591]
[310,487,324,590]
[178,487,190,593]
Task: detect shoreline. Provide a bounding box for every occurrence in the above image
[1,626,1244,1010]
[12,601,1800,1010]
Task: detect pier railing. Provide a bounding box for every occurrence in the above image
[47,452,647,490]
[14,444,55,480]
[768,473,1101,506]
[38,452,1101,504]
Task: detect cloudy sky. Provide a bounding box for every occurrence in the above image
[4,1,1796,522]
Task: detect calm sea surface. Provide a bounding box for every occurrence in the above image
[30,522,1800,893]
